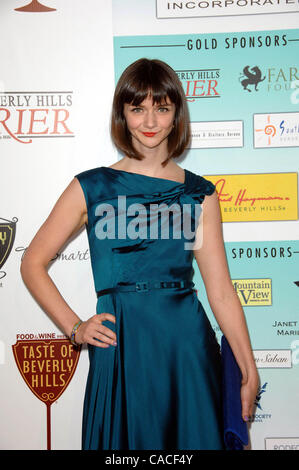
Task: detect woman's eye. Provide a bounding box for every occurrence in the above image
[132,107,142,113]
[158,107,169,112]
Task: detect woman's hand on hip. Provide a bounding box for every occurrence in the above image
[75,313,117,348]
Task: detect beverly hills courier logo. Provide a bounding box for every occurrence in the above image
[0,91,74,144]
[12,335,81,450]
[176,68,220,102]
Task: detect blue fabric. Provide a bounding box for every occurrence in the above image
[75,166,225,450]
[221,336,249,450]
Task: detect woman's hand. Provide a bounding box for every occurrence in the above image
[75,313,117,348]
[240,372,260,422]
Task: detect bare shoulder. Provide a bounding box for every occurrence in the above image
[55,177,88,224]
[21,178,88,267]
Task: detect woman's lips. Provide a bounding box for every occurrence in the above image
[142,132,157,137]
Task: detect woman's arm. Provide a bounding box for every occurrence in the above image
[20,177,117,348]
[193,191,259,421]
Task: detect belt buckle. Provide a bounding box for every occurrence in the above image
[135,281,149,292]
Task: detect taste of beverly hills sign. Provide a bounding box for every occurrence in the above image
[12,333,81,450]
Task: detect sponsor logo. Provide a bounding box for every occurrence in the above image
[239,66,265,93]
[188,121,243,148]
[239,65,299,94]
[232,278,272,306]
[267,66,299,93]
[14,1,56,12]
[204,173,298,222]
[175,69,220,101]
[0,91,74,144]
[254,112,299,148]
[156,0,299,18]
[255,382,267,409]
[265,437,299,450]
[253,350,292,368]
[0,217,18,281]
[16,246,90,263]
[250,382,272,423]
[272,320,299,336]
[12,334,81,450]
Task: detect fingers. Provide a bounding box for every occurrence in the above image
[97,313,117,345]
[75,313,117,348]
[241,400,252,423]
[98,312,116,324]
[241,382,257,422]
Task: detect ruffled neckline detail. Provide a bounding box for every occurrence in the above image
[100,166,215,205]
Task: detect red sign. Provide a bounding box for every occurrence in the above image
[12,337,81,450]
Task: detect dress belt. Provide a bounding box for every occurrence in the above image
[96,280,195,298]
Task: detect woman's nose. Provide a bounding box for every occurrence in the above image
[144,110,156,128]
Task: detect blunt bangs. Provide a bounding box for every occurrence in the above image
[120,65,182,109]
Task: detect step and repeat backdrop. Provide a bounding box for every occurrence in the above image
[1,0,298,451]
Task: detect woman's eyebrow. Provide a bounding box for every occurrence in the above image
[155,102,173,106]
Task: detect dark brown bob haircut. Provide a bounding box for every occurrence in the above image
[110,58,190,166]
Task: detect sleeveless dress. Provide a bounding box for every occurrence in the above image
[75,165,224,450]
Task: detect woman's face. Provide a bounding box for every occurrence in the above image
[123,94,175,154]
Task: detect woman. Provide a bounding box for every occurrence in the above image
[20,58,259,450]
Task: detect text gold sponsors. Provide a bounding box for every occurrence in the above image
[204,172,298,222]
[232,278,272,306]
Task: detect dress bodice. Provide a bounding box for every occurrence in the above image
[75,166,215,291]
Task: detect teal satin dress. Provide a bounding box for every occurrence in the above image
[75,166,224,450]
